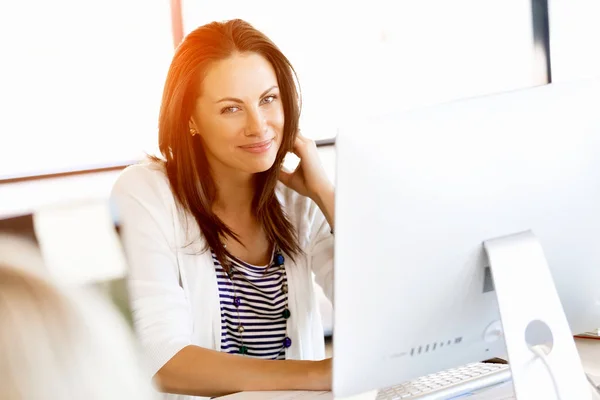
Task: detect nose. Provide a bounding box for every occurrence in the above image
[244,107,268,137]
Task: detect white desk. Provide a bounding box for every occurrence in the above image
[576,337,600,381]
[219,337,600,399]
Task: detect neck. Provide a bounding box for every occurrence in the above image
[210,165,255,218]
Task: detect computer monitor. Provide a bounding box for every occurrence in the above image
[332,77,600,397]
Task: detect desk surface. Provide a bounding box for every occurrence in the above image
[576,337,600,379]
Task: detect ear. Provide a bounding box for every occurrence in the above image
[189,118,201,137]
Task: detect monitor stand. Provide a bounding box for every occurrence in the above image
[484,230,591,399]
[335,230,592,400]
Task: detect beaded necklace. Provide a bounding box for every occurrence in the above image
[223,245,292,356]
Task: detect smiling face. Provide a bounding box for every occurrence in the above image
[190,52,285,177]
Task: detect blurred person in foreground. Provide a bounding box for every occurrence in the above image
[0,234,157,400]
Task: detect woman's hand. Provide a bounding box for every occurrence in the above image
[279,133,333,203]
[279,133,335,230]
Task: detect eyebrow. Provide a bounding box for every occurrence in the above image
[215,85,279,104]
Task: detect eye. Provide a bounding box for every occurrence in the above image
[261,95,277,105]
[221,106,240,114]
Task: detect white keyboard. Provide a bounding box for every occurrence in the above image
[376,362,511,399]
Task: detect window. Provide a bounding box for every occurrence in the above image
[0,0,172,178]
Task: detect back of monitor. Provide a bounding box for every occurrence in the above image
[332,78,600,396]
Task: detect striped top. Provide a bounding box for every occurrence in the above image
[213,250,288,360]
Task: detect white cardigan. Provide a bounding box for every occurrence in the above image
[110,162,334,400]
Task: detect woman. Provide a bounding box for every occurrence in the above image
[111,19,335,398]
[0,248,156,399]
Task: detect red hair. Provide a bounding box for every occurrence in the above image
[155,19,302,269]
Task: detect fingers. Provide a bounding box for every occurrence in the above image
[291,133,316,157]
[296,130,315,146]
[288,136,303,157]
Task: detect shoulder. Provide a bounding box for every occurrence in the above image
[111,160,172,201]
[110,160,180,228]
[112,160,169,190]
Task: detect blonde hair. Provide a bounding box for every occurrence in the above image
[0,240,157,399]
[0,233,45,275]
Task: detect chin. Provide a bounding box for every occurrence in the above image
[246,156,277,174]
[238,145,279,174]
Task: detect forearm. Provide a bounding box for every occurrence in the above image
[313,185,335,232]
[154,345,329,397]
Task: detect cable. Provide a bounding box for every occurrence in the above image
[528,344,563,400]
[529,344,600,399]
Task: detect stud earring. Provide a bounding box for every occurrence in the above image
[190,128,198,136]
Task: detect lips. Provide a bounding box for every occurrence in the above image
[239,139,274,149]
[239,138,274,154]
